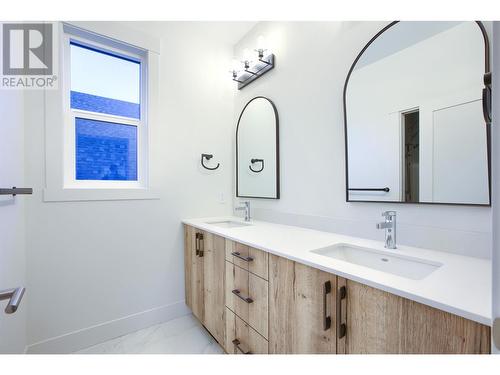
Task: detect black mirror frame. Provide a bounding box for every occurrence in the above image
[236,96,280,199]
[343,21,492,207]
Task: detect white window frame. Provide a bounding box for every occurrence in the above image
[62,30,148,189]
[43,22,160,202]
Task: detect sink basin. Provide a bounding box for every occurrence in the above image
[311,244,442,280]
[206,220,252,228]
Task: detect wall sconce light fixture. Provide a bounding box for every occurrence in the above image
[231,35,275,90]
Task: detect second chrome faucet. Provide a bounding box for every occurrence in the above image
[376,211,396,249]
[235,201,251,222]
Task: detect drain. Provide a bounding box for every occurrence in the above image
[381,258,389,262]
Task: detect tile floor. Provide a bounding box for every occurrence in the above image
[76,314,224,354]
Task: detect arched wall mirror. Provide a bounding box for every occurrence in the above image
[236,96,280,199]
[344,21,491,206]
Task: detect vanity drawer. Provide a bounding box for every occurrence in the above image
[225,261,268,339]
[225,307,268,354]
[225,239,268,280]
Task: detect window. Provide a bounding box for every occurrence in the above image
[63,28,148,188]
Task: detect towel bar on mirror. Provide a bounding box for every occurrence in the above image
[348,187,390,192]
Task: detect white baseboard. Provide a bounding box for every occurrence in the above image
[26,301,190,354]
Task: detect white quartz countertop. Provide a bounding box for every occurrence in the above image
[182,216,492,326]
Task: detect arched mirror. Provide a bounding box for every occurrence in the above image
[344,21,491,205]
[236,96,279,199]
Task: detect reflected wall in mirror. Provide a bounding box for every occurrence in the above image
[236,96,279,199]
[344,21,491,205]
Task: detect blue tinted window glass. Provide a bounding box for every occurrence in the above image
[71,91,140,119]
[75,118,137,181]
[70,42,140,119]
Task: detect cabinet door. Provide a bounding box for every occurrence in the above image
[345,279,491,354]
[269,254,337,354]
[184,225,204,321]
[203,232,226,345]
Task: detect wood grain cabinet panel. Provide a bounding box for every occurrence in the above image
[184,225,204,322]
[345,280,491,354]
[225,308,268,354]
[225,261,269,339]
[401,298,490,354]
[226,239,268,280]
[344,278,404,354]
[268,254,338,354]
[185,225,491,355]
[203,232,226,346]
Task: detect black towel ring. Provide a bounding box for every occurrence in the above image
[201,154,220,171]
[249,158,264,173]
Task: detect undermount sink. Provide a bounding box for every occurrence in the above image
[206,220,252,228]
[311,243,442,280]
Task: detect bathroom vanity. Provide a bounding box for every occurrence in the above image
[183,218,491,354]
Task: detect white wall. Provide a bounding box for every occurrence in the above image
[0,90,27,353]
[233,22,492,259]
[23,22,237,353]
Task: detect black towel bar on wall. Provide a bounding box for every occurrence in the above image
[348,187,390,192]
[201,154,220,171]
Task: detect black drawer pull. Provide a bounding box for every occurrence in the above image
[231,251,254,262]
[232,289,253,303]
[232,339,251,354]
[197,233,204,257]
[323,280,332,331]
[195,233,200,256]
[337,285,347,339]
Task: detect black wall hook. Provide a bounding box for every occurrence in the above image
[201,154,220,171]
[249,158,264,173]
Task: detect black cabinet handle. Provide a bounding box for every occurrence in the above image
[195,233,204,257]
[231,251,254,262]
[195,233,200,256]
[232,339,251,354]
[337,285,347,339]
[198,233,204,257]
[232,289,253,303]
[323,281,332,331]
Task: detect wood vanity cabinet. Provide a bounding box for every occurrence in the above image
[267,256,490,354]
[225,239,269,353]
[184,225,491,354]
[184,225,225,346]
[184,225,204,321]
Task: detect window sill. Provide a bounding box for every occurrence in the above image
[43,188,160,202]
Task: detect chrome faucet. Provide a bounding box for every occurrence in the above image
[235,201,251,222]
[376,211,397,249]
